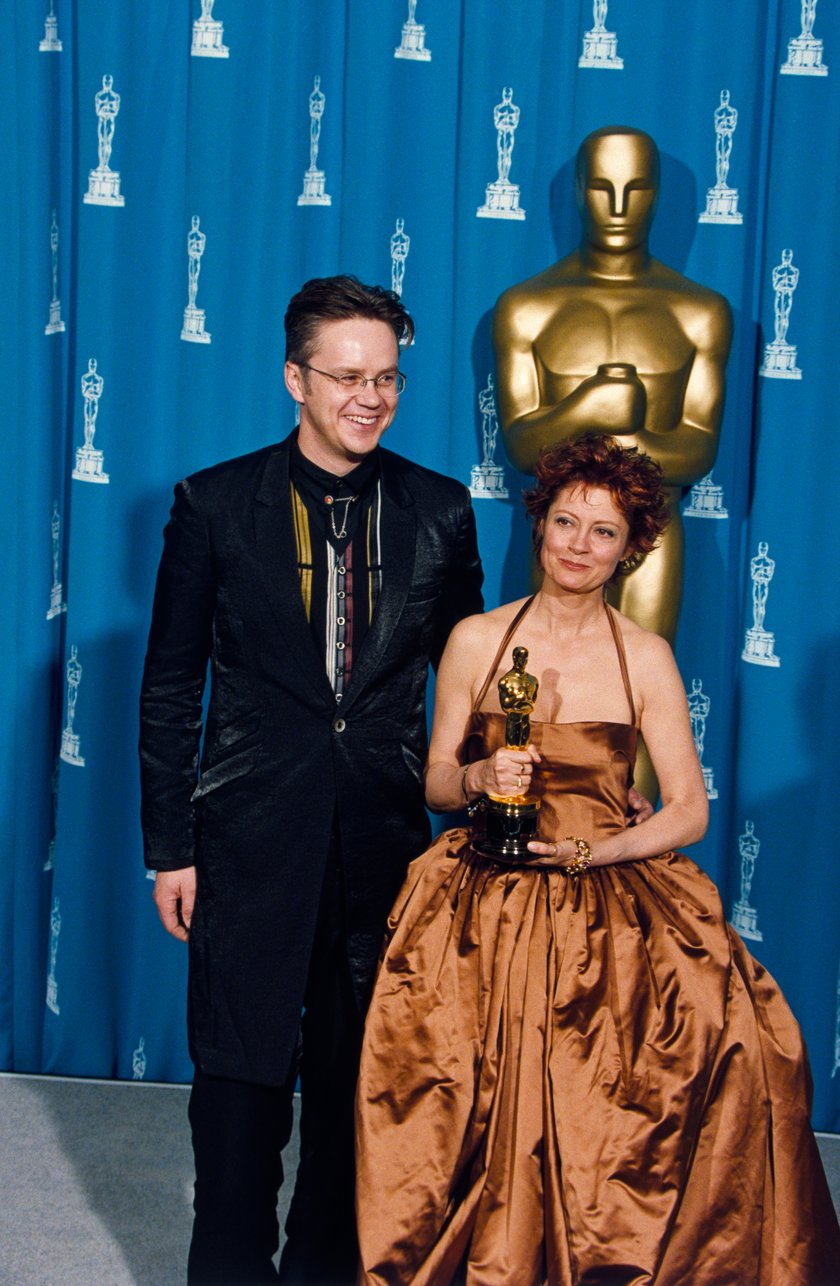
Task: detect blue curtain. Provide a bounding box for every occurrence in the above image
[3,0,839,1128]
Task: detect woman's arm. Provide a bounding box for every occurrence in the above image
[424,613,540,812]
[595,635,708,863]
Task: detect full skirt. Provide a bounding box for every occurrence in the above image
[355,831,840,1285]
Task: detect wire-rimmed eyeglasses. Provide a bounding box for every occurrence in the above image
[300,364,407,396]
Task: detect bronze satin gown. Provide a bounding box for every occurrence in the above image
[355,607,840,1286]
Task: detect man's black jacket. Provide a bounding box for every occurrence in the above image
[139,433,484,1085]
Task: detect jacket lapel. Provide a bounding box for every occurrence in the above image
[252,438,335,706]
[340,452,416,713]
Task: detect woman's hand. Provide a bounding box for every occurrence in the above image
[523,838,578,867]
[473,744,540,799]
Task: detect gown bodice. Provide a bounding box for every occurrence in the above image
[466,595,638,844]
[471,713,637,844]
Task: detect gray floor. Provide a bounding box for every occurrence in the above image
[0,1073,297,1286]
[0,1072,837,1285]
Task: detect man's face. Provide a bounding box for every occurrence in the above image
[577,133,658,254]
[285,317,401,474]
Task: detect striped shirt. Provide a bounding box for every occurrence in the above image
[290,444,383,702]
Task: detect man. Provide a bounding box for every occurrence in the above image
[139,276,484,1285]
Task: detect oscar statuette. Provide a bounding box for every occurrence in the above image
[471,647,542,860]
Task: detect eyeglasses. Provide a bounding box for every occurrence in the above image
[300,364,407,396]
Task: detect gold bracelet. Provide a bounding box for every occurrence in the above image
[563,835,593,877]
[460,764,471,804]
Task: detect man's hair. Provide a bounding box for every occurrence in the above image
[284,275,414,364]
[523,433,669,572]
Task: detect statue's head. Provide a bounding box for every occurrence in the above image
[575,127,659,254]
[512,646,528,670]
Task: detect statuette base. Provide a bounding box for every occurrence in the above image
[759,341,801,380]
[742,628,780,667]
[46,979,60,1015]
[471,795,541,862]
[781,36,828,76]
[298,169,332,206]
[684,478,728,519]
[192,20,229,58]
[731,900,762,941]
[470,464,509,500]
[45,299,66,335]
[395,22,431,60]
[39,17,62,51]
[47,584,67,620]
[699,185,743,224]
[60,730,85,766]
[181,306,212,344]
[72,445,109,484]
[579,31,623,69]
[84,167,125,207]
[477,181,525,221]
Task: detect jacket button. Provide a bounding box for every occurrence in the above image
[333,717,346,733]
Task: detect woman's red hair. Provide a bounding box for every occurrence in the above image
[523,434,670,569]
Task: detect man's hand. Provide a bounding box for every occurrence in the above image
[627,787,654,826]
[153,867,197,942]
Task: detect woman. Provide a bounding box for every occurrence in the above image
[355,435,840,1285]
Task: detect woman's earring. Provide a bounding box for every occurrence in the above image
[619,551,642,573]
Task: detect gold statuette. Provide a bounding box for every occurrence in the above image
[471,647,542,861]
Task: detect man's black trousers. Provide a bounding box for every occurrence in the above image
[186,851,365,1286]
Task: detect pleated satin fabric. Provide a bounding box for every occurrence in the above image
[355,715,840,1285]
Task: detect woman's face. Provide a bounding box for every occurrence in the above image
[539,484,631,594]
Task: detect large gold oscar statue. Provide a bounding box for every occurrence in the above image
[493,126,733,645]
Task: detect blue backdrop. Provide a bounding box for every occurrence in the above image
[2,0,839,1129]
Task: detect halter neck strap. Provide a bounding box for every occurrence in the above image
[472,597,536,713]
[605,604,637,727]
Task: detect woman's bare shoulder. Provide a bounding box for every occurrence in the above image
[449,597,532,650]
[609,608,677,674]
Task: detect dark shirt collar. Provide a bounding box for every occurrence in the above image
[290,435,380,501]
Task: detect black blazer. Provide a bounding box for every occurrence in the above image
[139,433,484,1085]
